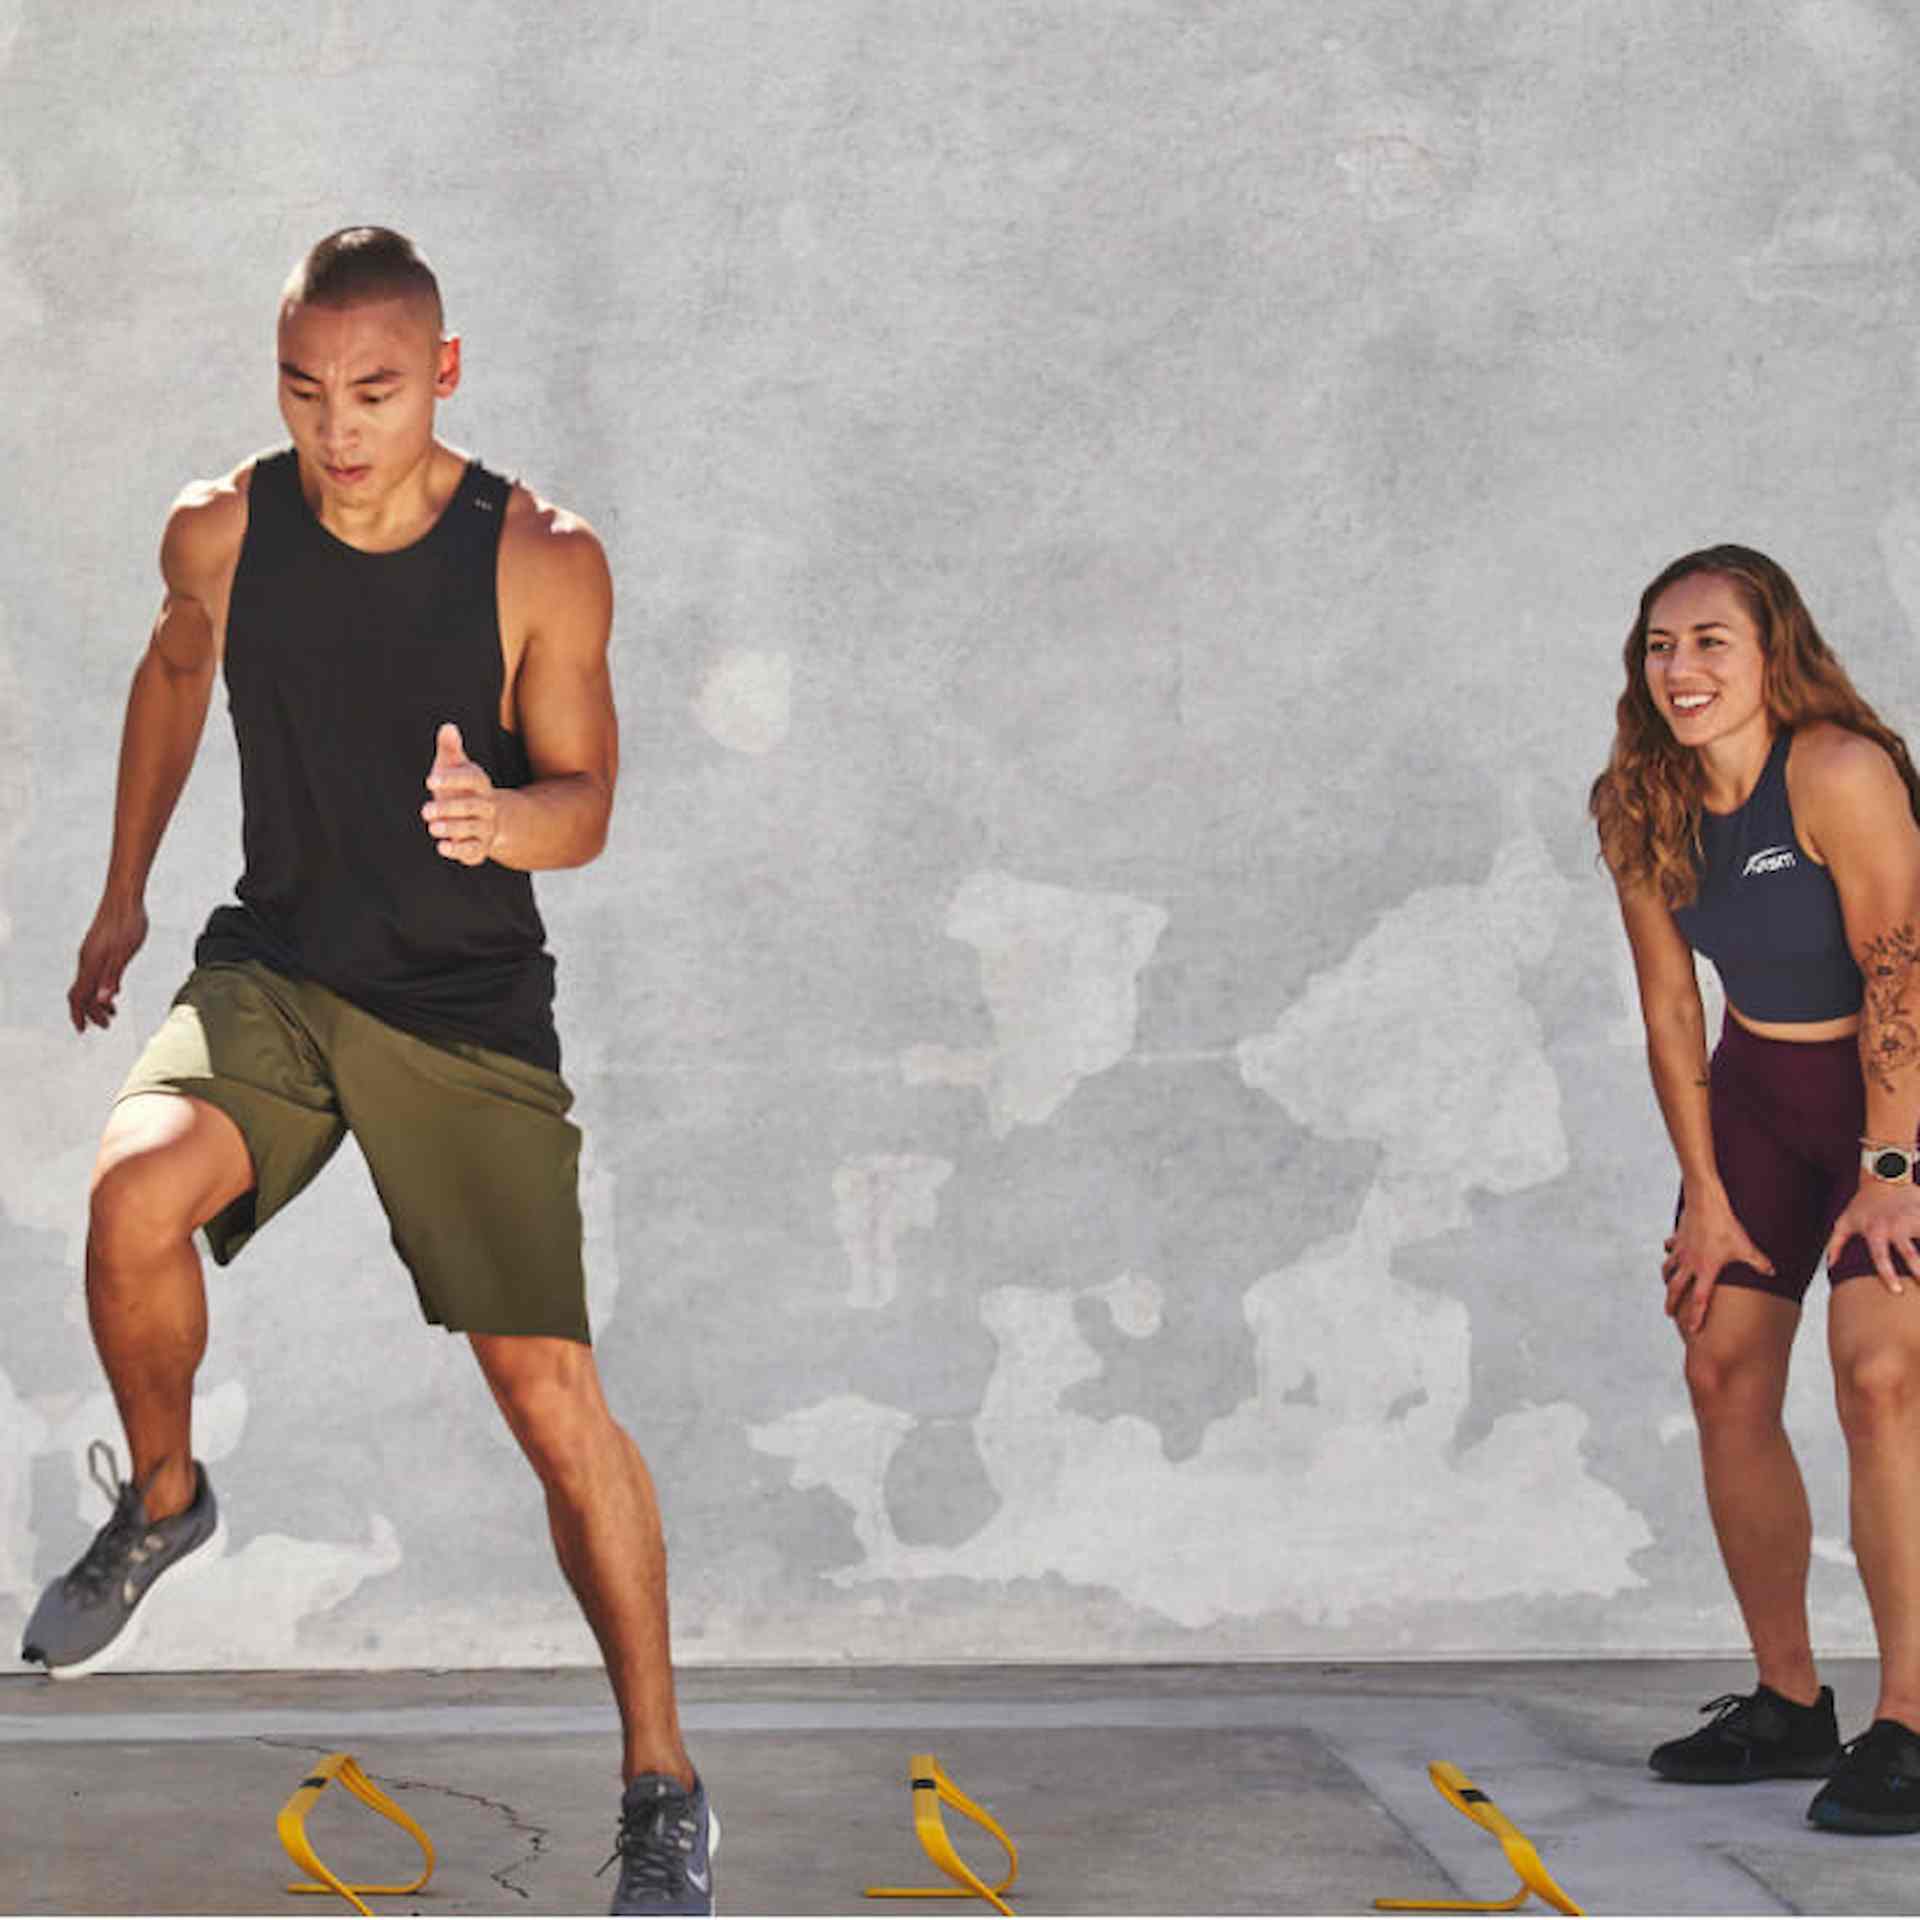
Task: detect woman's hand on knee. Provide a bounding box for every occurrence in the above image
[1664,1198,1775,1334]
[1825,1179,1920,1296]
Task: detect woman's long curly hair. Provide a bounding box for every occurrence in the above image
[1590,544,1920,907]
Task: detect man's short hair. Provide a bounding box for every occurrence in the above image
[282,227,443,331]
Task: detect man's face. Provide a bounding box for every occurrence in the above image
[276,295,458,503]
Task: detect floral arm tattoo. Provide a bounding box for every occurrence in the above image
[1862,922,1920,1096]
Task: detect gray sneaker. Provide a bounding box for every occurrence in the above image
[601,1772,719,1915]
[20,1440,219,1677]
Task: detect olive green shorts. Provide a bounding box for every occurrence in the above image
[117,961,588,1343]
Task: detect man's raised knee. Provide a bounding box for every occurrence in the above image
[89,1149,202,1268]
[88,1096,251,1268]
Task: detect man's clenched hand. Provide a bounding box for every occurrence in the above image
[422,722,508,867]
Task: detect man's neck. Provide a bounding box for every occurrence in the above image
[300,441,462,553]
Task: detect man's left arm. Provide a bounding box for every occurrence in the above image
[423,509,618,871]
[1811,732,1920,1289]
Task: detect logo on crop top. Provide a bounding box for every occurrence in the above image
[1742,845,1797,878]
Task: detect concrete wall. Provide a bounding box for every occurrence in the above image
[4,0,1919,1668]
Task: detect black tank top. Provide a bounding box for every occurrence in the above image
[1669,730,1862,1024]
[196,448,560,1069]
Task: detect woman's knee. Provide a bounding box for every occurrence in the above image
[1836,1344,1920,1439]
[1683,1340,1784,1429]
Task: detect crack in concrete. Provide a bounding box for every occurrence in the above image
[253,1737,552,1901]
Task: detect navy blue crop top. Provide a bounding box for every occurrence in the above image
[1669,730,1862,1022]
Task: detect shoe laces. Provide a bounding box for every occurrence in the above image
[597,1793,700,1897]
[1696,1691,1760,1729]
[64,1442,149,1601]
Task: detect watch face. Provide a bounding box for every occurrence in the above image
[1873,1148,1912,1181]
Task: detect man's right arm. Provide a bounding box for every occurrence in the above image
[69,474,247,1034]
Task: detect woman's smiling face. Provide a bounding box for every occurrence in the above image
[1643,569,1769,752]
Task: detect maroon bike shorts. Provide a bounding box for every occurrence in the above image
[1689,1016,1912,1303]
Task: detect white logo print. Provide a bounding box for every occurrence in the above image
[1743,845,1796,877]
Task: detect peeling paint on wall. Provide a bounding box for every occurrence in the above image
[754,1201,1651,1629]
[1238,808,1569,1233]
[127,1515,406,1669]
[756,810,1648,1630]
[832,1154,954,1308]
[902,872,1168,1136]
[750,1393,915,1564]
[1090,1271,1162,1340]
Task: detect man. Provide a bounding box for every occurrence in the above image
[24,227,715,1917]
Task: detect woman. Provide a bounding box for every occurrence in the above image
[1594,544,1920,1833]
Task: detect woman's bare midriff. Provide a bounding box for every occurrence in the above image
[1728,1003,1860,1043]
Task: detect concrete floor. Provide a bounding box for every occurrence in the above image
[0,1659,1913,1915]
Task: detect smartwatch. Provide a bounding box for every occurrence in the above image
[1861,1142,1919,1183]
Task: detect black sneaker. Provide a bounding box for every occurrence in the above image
[19,1440,220,1678]
[1649,1684,1841,1782]
[1808,1719,1920,1833]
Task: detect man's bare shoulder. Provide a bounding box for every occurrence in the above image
[160,455,263,591]
[502,483,609,569]
[500,483,613,632]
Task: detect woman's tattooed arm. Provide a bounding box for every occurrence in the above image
[1861,922,1920,1095]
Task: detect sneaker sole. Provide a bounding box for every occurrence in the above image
[697,1807,720,1915]
[33,1516,225,1681]
[1651,1752,1840,1784]
[1808,1801,1920,1834]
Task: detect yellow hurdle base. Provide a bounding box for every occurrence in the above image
[276,1751,436,1918]
[865,1752,1020,1917]
[1375,1762,1581,1917]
